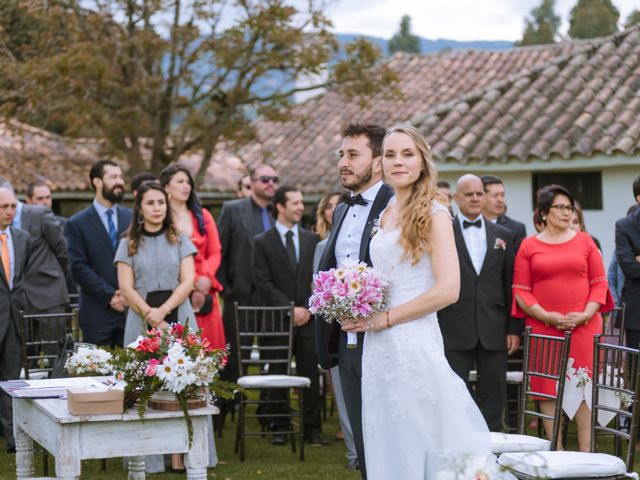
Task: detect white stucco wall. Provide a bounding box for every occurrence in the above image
[437,161,640,264]
[587,166,640,264]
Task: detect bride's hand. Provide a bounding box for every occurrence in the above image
[341,313,385,333]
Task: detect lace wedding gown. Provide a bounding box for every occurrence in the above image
[362,204,494,480]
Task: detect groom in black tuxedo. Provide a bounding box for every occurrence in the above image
[253,185,323,445]
[316,123,393,478]
[438,174,521,432]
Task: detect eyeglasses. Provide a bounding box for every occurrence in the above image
[550,204,576,214]
[257,176,279,184]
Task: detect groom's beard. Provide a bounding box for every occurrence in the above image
[341,164,373,192]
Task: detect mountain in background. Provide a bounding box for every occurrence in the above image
[336,33,513,54]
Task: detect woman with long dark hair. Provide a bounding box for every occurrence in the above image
[116,182,196,344]
[115,181,197,472]
[159,165,226,349]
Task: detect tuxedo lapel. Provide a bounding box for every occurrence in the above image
[359,184,393,262]
[453,217,476,276]
[89,206,115,252]
[268,228,296,279]
[479,220,496,275]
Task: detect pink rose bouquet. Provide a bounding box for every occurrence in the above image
[309,260,389,347]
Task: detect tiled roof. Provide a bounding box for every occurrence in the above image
[234,40,590,193]
[0,119,100,192]
[0,119,244,193]
[1,33,617,193]
[415,26,640,165]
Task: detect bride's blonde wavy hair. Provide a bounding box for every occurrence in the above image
[382,124,439,265]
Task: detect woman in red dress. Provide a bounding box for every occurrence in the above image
[159,165,226,350]
[512,184,613,452]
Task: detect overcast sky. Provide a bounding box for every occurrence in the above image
[326,0,638,41]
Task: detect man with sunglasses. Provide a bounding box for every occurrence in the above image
[217,164,279,424]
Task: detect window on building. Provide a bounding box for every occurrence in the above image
[531,171,602,210]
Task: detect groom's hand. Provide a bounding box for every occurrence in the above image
[506,334,520,355]
[293,307,311,326]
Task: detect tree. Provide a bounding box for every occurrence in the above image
[0,0,397,187]
[568,0,620,39]
[517,0,561,46]
[625,9,640,28]
[389,15,421,54]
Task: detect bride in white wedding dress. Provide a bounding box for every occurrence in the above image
[343,125,499,480]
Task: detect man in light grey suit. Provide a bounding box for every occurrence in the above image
[1,179,72,362]
[0,185,31,452]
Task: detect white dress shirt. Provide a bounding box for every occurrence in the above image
[275,221,300,261]
[0,228,15,289]
[458,213,487,275]
[335,181,383,267]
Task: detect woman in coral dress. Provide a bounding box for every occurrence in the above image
[512,184,613,452]
[160,164,226,350]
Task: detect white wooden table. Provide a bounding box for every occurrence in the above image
[13,396,218,479]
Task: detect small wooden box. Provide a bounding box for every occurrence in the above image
[67,388,124,415]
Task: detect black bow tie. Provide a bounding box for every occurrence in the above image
[463,219,482,229]
[341,192,368,207]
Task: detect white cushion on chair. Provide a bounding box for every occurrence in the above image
[237,374,311,389]
[490,432,550,453]
[498,451,626,478]
[506,371,523,383]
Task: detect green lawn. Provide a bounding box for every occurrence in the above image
[0,400,359,479]
[1,402,639,479]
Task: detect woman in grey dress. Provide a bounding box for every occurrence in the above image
[115,181,197,344]
[115,181,196,472]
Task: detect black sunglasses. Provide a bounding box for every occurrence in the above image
[257,176,279,184]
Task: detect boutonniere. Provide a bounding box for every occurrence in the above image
[494,238,507,250]
[370,218,380,238]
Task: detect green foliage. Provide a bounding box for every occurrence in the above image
[568,0,620,39]
[517,0,561,46]
[0,0,396,187]
[625,9,640,28]
[389,15,421,54]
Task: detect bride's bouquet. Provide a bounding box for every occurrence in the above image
[309,260,390,348]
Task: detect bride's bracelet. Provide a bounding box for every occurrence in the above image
[386,310,391,329]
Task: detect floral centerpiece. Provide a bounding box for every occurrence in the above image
[64,346,112,376]
[309,260,390,348]
[66,322,236,444]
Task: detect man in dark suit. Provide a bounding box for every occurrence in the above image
[253,185,322,445]
[0,185,31,452]
[65,160,132,347]
[217,164,277,416]
[439,174,521,432]
[481,175,527,253]
[615,174,640,350]
[316,123,392,478]
[25,179,67,229]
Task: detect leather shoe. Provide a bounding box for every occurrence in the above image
[304,432,328,446]
[6,446,15,454]
[345,458,359,470]
[271,434,287,446]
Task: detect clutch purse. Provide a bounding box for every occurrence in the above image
[146,290,178,324]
